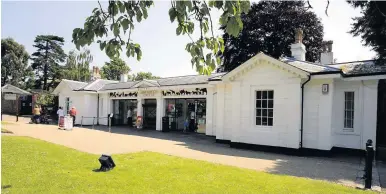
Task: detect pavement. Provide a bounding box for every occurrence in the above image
[1,115,382,191]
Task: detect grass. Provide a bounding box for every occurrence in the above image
[1,136,374,194]
[1,121,14,133]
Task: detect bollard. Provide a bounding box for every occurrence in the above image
[16,113,19,122]
[365,139,374,189]
[81,116,83,127]
[92,117,95,129]
[108,116,111,133]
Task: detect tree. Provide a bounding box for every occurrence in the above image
[101,58,131,80]
[72,1,251,75]
[63,49,93,82]
[219,1,324,72]
[348,1,386,62]
[31,35,66,91]
[1,38,33,88]
[132,72,160,81]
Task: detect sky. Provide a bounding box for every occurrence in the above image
[1,0,376,78]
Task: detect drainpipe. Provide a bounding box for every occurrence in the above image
[97,93,99,125]
[300,75,311,148]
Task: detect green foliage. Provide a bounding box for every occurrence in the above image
[348,1,386,63]
[1,38,32,89]
[2,136,373,194]
[220,1,324,72]
[132,71,160,81]
[35,93,56,106]
[63,49,93,82]
[73,0,250,75]
[31,35,66,91]
[100,58,131,80]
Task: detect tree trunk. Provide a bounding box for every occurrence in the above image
[43,41,49,90]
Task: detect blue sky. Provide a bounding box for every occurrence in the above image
[1,0,375,77]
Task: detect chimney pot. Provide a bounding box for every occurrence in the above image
[290,28,306,61]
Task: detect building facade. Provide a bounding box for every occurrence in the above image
[53,34,386,152]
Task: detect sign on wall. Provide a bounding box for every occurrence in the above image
[139,90,157,97]
[4,94,17,100]
[162,88,207,96]
[322,84,329,94]
[109,92,138,98]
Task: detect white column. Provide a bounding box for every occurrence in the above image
[137,98,143,117]
[205,87,214,136]
[231,82,241,141]
[216,84,225,140]
[156,97,164,131]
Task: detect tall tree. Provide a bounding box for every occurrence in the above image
[348,1,386,62]
[132,72,160,81]
[101,58,131,80]
[63,49,93,82]
[219,1,324,72]
[31,35,66,91]
[1,38,33,88]
[72,1,251,75]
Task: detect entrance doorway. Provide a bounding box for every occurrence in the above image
[143,99,157,129]
[112,99,137,126]
[377,79,386,160]
[165,98,206,133]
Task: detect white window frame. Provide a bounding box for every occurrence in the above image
[343,91,355,132]
[255,90,274,127]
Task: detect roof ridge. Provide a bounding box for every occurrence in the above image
[327,59,376,65]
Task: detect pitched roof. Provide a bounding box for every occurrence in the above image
[76,79,118,91]
[328,60,386,76]
[280,57,341,74]
[62,79,88,90]
[1,84,31,95]
[98,73,225,91]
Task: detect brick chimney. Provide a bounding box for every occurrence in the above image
[91,66,101,81]
[320,40,334,65]
[290,28,306,61]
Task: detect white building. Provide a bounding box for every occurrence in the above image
[53,32,386,153]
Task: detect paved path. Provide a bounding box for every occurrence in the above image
[1,115,381,191]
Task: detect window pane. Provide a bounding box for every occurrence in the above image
[256,117,261,125]
[262,117,268,126]
[268,100,273,108]
[262,109,267,117]
[256,109,261,116]
[268,109,273,117]
[268,91,274,99]
[268,118,273,126]
[256,91,262,99]
[262,91,267,99]
[256,100,262,108]
[262,100,267,108]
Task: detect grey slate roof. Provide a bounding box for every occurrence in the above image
[281,57,341,74]
[1,84,31,95]
[98,73,226,91]
[329,60,386,76]
[76,79,118,91]
[62,79,88,90]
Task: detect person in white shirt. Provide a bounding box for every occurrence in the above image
[127,107,132,127]
[57,106,64,127]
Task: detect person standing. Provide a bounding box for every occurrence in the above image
[56,106,64,128]
[127,107,132,127]
[32,105,41,123]
[69,107,77,126]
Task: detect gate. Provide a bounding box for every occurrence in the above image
[143,101,156,129]
[377,79,386,160]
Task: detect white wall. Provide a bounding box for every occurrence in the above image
[303,79,334,150]
[332,79,378,150]
[223,63,302,149]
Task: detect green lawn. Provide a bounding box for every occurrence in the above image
[1,136,374,194]
[1,121,14,133]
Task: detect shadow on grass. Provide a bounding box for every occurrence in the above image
[2,185,12,189]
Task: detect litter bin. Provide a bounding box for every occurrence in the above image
[162,116,169,132]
